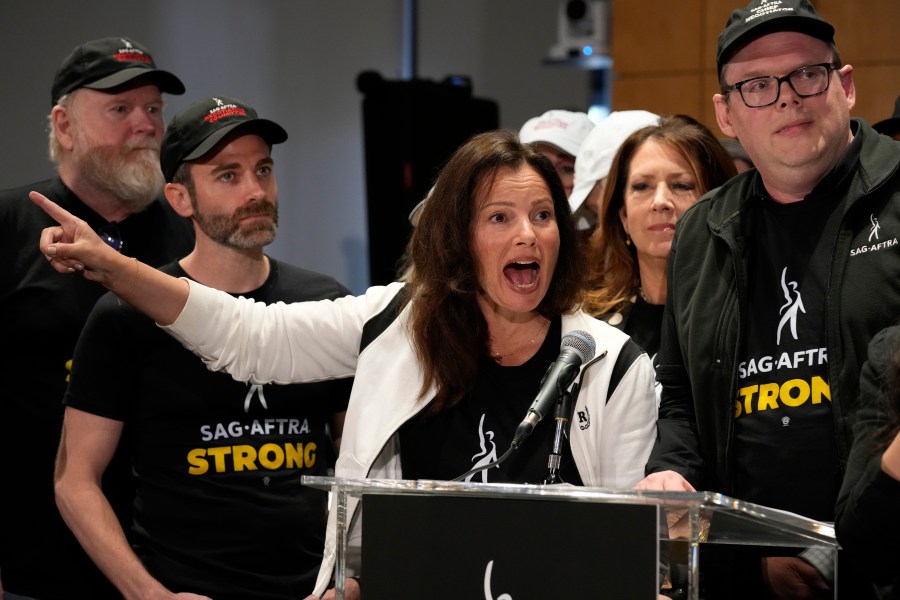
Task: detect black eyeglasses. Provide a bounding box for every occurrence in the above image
[96,222,123,252]
[723,63,836,108]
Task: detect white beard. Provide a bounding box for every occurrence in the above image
[71,132,165,212]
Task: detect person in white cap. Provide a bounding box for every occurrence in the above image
[519,109,595,197]
[568,110,660,237]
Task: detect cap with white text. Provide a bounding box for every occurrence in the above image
[160,96,288,182]
[716,0,834,71]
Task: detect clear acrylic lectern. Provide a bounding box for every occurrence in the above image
[302,476,837,599]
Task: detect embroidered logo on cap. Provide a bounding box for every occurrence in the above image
[533,118,570,132]
[113,38,152,65]
[746,0,795,24]
[205,97,247,123]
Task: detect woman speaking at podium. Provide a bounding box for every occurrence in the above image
[32,129,657,600]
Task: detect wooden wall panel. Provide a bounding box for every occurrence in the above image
[816,0,900,123]
[850,65,900,125]
[817,0,900,62]
[611,74,707,118]
[608,0,900,131]
[611,0,706,72]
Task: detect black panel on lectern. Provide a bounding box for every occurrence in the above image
[362,493,659,599]
[357,71,499,286]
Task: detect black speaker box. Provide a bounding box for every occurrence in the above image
[357,71,499,286]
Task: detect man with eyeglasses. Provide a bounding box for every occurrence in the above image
[52,96,351,599]
[635,0,900,598]
[0,38,193,599]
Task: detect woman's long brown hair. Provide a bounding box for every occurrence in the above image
[404,129,585,412]
[583,114,737,318]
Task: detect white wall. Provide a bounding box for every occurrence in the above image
[0,0,591,293]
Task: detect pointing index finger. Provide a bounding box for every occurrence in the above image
[29,190,73,225]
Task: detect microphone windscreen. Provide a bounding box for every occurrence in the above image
[562,330,596,362]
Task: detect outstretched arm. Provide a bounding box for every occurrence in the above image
[30,191,189,326]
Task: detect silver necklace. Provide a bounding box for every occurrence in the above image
[491,317,548,363]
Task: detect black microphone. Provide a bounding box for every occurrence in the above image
[511,330,596,449]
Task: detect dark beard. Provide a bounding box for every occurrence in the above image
[194,199,279,249]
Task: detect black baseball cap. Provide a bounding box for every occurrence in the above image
[716,0,835,71]
[160,96,288,182]
[51,36,185,105]
[873,96,900,137]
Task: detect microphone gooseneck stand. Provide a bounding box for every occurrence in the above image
[543,389,574,485]
[542,351,606,485]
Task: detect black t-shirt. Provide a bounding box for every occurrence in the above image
[734,180,845,521]
[400,317,583,486]
[623,297,665,362]
[64,260,352,600]
[0,178,194,598]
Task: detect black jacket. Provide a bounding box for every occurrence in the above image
[835,323,900,598]
[648,118,900,598]
[648,119,900,492]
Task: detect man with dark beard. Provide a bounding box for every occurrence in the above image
[0,37,193,599]
[52,96,352,600]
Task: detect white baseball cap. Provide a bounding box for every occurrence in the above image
[519,109,595,157]
[568,110,660,213]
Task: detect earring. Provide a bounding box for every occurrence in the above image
[625,234,632,246]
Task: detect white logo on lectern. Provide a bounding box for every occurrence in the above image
[484,560,512,600]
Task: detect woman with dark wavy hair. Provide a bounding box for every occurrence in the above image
[583,114,737,360]
[31,129,657,600]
